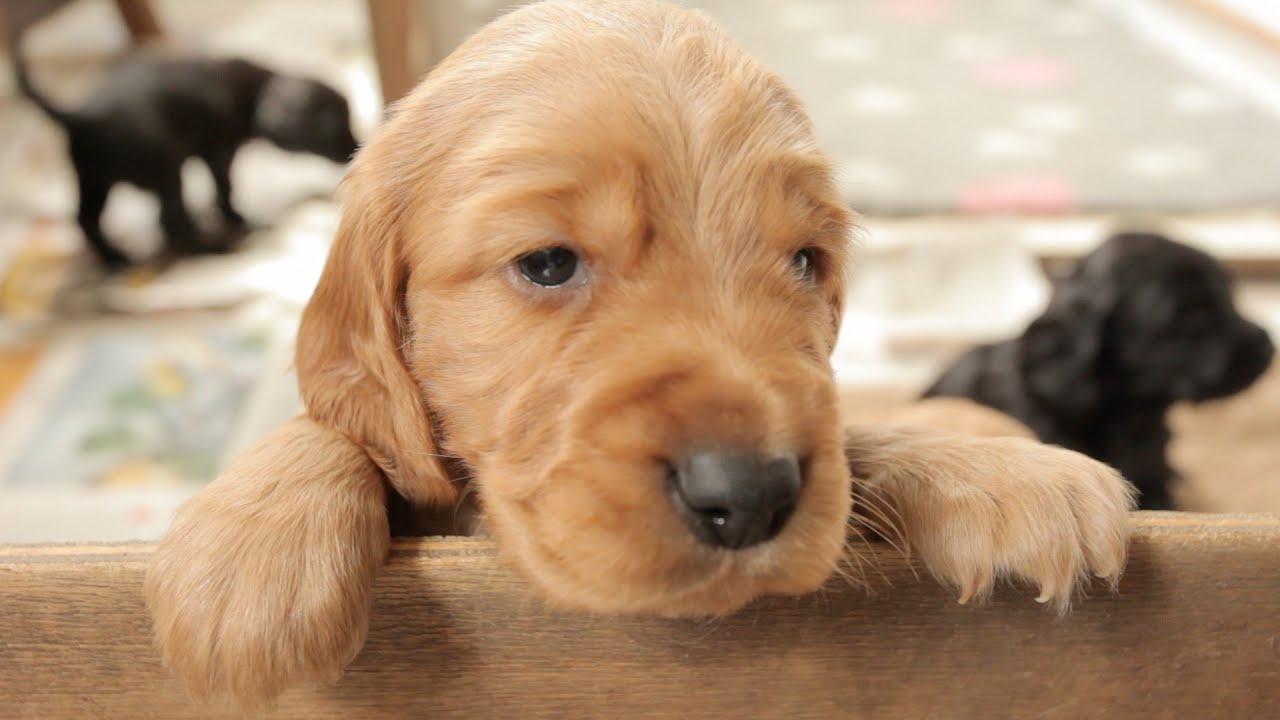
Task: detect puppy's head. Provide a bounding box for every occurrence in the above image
[255,75,359,163]
[1021,231,1274,412]
[296,0,855,616]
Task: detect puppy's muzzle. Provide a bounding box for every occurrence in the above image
[668,450,802,549]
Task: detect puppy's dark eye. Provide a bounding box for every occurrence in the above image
[791,247,818,282]
[517,247,580,287]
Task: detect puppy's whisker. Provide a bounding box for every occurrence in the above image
[846,513,912,578]
[849,498,896,537]
[849,496,905,554]
[845,512,891,542]
[857,482,908,538]
[845,512,892,545]
[677,614,728,644]
[842,522,896,588]
[452,481,481,529]
[845,551,882,593]
[831,548,872,591]
[852,483,908,547]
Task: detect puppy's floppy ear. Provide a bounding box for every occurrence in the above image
[296,164,456,506]
[1019,270,1109,418]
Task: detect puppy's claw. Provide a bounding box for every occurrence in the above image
[857,432,1135,612]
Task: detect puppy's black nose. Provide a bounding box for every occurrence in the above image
[669,450,802,549]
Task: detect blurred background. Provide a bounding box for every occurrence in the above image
[0,0,1278,542]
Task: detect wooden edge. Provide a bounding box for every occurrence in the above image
[2,512,1274,563]
[3,513,1279,718]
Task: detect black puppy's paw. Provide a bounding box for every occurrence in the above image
[95,248,134,273]
[166,231,242,259]
[210,226,253,255]
[222,209,249,229]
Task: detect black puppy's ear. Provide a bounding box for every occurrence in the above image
[1019,277,1106,418]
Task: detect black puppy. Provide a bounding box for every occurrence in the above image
[13,51,358,269]
[924,231,1274,510]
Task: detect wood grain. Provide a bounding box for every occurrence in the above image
[2,514,1279,718]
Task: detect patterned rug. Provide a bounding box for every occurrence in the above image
[704,0,1280,213]
[376,0,1280,213]
[0,299,301,491]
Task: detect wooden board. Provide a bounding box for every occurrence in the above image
[2,514,1279,718]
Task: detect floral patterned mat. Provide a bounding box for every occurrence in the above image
[0,299,301,492]
[0,327,266,488]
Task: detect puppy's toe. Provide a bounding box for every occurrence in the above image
[995,446,1135,610]
[223,209,249,228]
[1065,459,1135,585]
[92,248,133,273]
[861,433,1136,612]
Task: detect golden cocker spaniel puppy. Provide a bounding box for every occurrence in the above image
[146,0,1135,707]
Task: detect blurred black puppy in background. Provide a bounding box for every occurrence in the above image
[12,49,358,269]
[925,231,1274,510]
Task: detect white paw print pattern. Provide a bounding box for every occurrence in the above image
[941,31,1006,62]
[811,32,877,64]
[841,85,918,115]
[976,105,1082,160]
[977,129,1050,159]
[1015,103,1084,135]
[776,3,835,32]
[1170,85,1236,115]
[838,160,903,192]
[1048,9,1098,36]
[1125,146,1207,179]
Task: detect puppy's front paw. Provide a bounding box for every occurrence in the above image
[145,417,390,707]
[851,430,1136,612]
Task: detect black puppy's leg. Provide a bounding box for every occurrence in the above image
[205,150,246,230]
[76,175,129,269]
[153,169,211,257]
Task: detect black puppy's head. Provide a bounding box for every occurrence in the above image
[254,75,359,163]
[1020,231,1273,415]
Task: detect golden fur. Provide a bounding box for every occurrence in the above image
[844,393,1039,439]
[146,0,1135,707]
